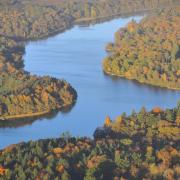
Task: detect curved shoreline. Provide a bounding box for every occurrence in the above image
[0,11,144,122]
[20,7,171,42]
[0,5,179,122]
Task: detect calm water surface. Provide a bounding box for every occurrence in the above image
[0,16,180,149]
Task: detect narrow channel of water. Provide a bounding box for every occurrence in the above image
[0,16,179,149]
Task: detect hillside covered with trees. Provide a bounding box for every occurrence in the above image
[103,7,180,90]
[0,0,179,40]
[0,103,179,179]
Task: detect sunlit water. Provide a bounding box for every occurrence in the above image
[0,16,180,149]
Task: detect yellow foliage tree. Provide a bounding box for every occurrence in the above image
[104,116,112,127]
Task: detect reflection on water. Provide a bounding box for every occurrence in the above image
[0,15,179,149]
[0,112,59,129]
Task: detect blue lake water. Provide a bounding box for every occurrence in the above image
[0,16,180,149]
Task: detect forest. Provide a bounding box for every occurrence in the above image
[0,0,179,120]
[103,7,180,90]
[0,103,179,179]
[0,1,180,179]
[0,0,179,40]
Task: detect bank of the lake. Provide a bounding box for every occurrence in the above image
[104,71,180,91]
[0,16,179,149]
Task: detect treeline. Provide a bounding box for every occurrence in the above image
[103,7,180,90]
[0,0,179,40]
[0,103,179,179]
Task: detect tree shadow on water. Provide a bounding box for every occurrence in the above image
[0,102,76,129]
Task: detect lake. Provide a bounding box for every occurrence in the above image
[0,15,180,149]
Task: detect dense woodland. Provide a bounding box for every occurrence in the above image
[0,0,179,40]
[103,7,180,90]
[0,103,179,179]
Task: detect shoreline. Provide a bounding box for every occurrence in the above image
[104,70,180,91]
[74,9,150,24]
[0,110,51,121]
[0,101,76,122]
